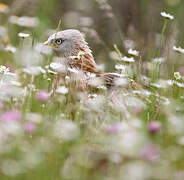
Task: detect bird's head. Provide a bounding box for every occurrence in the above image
[44,29,86,57]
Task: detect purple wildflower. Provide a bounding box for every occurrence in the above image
[1,110,22,123]
[105,123,121,133]
[148,121,161,134]
[141,143,160,161]
[36,90,49,102]
[23,122,36,133]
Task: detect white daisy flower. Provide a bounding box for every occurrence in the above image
[173,46,184,54]
[121,56,135,63]
[161,11,174,20]
[18,32,30,38]
[174,72,181,80]
[128,49,139,56]
[4,45,16,53]
[0,65,9,74]
[176,82,184,88]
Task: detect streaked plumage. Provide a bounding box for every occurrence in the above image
[44,29,120,88]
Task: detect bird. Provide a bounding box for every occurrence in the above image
[44,29,121,89]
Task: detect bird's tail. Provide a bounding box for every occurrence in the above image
[97,72,121,87]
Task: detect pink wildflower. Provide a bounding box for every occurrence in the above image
[1,110,22,123]
[36,90,49,102]
[23,122,36,133]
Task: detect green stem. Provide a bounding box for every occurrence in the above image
[152,19,168,82]
[158,19,168,57]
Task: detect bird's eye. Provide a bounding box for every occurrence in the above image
[55,38,63,45]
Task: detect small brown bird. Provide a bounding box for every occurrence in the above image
[44,29,120,88]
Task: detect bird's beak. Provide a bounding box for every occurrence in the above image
[44,40,57,49]
[44,41,49,46]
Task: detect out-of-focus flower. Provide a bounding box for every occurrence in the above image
[175,82,184,88]
[0,72,17,86]
[23,66,46,76]
[141,143,160,161]
[133,107,142,115]
[0,65,9,74]
[174,72,181,80]
[0,3,9,13]
[23,122,36,133]
[148,121,161,134]
[9,16,39,27]
[53,120,79,141]
[11,81,22,87]
[36,90,50,102]
[1,110,22,123]
[115,64,127,74]
[18,32,30,38]
[4,45,16,53]
[56,86,68,95]
[121,56,135,63]
[35,43,52,55]
[152,57,165,64]
[105,123,122,133]
[50,62,66,73]
[173,46,184,54]
[86,94,104,111]
[114,77,128,87]
[128,49,139,56]
[0,85,25,100]
[161,11,174,20]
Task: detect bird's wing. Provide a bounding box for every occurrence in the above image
[68,53,96,73]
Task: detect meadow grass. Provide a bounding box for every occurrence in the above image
[1,2,184,180]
